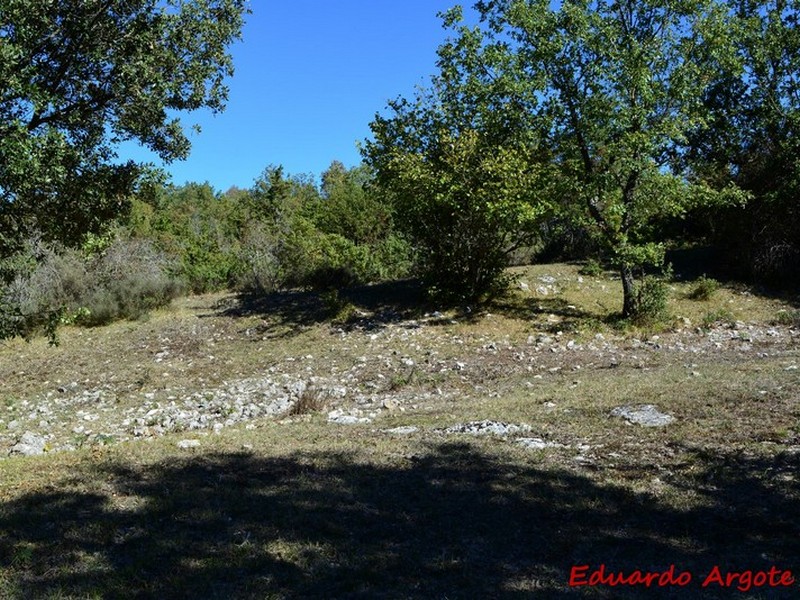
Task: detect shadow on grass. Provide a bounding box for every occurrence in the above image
[213,279,431,337]
[666,247,800,307]
[1,442,797,598]
[489,295,605,332]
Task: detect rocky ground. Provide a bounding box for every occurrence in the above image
[2,288,798,458]
[1,267,799,599]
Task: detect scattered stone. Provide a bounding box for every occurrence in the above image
[176,439,200,449]
[327,410,372,425]
[518,281,530,292]
[441,421,532,436]
[610,405,675,427]
[383,426,419,435]
[9,431,47,456]
[381,399,400,411]
[517,437,564,450]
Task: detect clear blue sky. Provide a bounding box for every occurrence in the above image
[120,1,462,192]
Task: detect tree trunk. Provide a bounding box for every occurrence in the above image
[620,264,638,318]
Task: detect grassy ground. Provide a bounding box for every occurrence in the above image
[0,263,798,598]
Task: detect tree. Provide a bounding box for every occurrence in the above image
[316,161,393,246]
[0,0,248,260]
[364,6,553,302]
[689,0,800,284]
[376,0,744,316]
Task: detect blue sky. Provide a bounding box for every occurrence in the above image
[120,1,461,192]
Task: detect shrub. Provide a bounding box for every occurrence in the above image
[236,165,412,296]
[0,240,90,341]
[702,308,735,328]
[579,259,604,277]
[367,128,551,302]
[286,386,328,416]
[80,237,182,326]
[0,235,180,340]
[773,309,800,327]
[234,223,284,294]
[688,275,719,301]
[275,216,412,293]
[631,275,670,325]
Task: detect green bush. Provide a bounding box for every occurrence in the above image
[688,275,719,301]
[367,128,551,302]
[579,259,604,277]
[235,223,284,294]
[773,309,800,327]
[132,183,247,293]
[0,235,180,340]
[702,308,736,328]
[631,275,670,325]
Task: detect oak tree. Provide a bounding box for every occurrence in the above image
[0,0,248,259]
[365,6,554,301]
[372,0,745,316]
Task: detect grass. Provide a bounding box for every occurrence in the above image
[285,386,328,417]
[0,264,798,598]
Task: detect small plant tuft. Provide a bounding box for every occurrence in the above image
[320,289,358,324]
[688,275,720,301]
[701,308,735,329]
[772,309,800,327]
[578,258,604,277]
[286,387,328,416]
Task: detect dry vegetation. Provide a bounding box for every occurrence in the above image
[0,264,798,598]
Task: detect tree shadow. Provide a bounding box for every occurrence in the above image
[666,247,800,306]
[211,279,432,337]
[488,295,602,332]
[1,442,796,598]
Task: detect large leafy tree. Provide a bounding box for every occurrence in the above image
[375,0,744,316]
[481,0,747,316]
[690,0,800,283]
[0,0,248,259]
[365,7,554,302]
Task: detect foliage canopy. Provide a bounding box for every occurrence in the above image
[0,0,248,258]
[369,0,751,314]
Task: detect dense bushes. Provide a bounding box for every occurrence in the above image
[129,183,247,293]
[0,160,413,341]
[0,235,180,341]
[235,163,411,294]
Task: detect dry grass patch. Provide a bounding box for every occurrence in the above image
[0,264,798,597]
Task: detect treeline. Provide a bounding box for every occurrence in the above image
[362,0,800,318]
[1,1,798,341]
[0,162,412,341]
